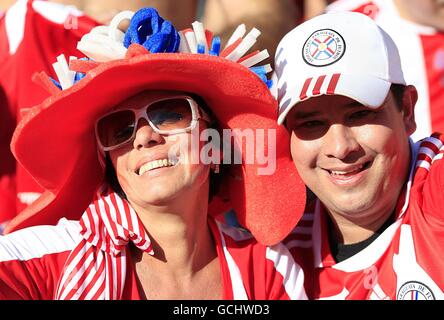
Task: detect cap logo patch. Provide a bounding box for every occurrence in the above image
[303,29,345,67]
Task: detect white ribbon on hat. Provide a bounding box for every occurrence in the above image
[52,54,76,90]
[77,10,134,62]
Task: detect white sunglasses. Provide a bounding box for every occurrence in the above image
[95,95,211,151]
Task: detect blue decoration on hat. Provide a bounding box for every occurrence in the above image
[250,65,268,75]
[249,66,273,88]
[197,44,206,54]
[72,58,89,85]
[50,77,62,90]
[74,72,86,82]
[123,8,180,53]
[258,73,267,83]
[209,36,221,56]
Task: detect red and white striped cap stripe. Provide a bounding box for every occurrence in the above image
[55,186,153,299]
[298,74,341,102]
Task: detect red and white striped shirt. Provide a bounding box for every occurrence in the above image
[0,217,307,300]
[285,134,444,300]
[0,0,97,224]
[327,0,444,141]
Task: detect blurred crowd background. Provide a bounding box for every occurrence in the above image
[0,0,335,57]
[0,0,443,233]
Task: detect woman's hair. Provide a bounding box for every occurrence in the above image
[105,153,127,199]
[191,93,225,201]
[104,93,224,202]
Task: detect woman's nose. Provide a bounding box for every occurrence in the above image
[132,119,163,150]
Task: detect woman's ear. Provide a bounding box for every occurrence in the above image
[209,144,222,174]
[401,85,418,136]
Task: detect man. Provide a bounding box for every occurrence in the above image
[274,12,444,299]
[327,0,444,141]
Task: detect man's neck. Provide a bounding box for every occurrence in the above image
[326,205,395,245]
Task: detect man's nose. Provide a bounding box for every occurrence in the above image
[132,119,163,150]
[323,124,360,160]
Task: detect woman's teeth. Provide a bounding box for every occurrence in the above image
[138,159,178,176]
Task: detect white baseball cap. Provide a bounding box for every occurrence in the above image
[275,12,406,125]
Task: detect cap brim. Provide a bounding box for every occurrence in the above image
[8,53,306,245]
[278,74,393,125]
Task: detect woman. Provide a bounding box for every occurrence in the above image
[0,8,306,299]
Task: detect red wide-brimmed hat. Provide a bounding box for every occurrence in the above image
[7,8,306,245]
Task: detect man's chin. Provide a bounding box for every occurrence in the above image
[323,195,376,217]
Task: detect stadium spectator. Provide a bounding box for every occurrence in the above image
[275,12,444,299]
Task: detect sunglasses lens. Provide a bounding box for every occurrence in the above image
[147,98,193,132]
[96,98,197,150]
[97,110,135,148]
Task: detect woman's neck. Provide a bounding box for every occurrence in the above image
[128,186,222,299]
[132,188,215,269]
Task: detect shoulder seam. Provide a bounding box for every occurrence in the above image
[0,221,80,262]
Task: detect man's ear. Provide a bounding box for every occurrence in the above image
[401,85,418,136]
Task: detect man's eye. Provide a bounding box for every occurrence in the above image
[350,110,373,120]
[300,120,324,128]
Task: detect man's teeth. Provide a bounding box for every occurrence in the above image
[138,159,178,176]
[330,164,364,176]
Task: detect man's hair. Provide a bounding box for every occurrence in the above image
[390,83,406,111]
[104,93,223,202]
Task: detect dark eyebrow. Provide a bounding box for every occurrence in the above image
[345,101,366,109]
[293,111,321,120]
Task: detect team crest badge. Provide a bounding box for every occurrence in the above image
[397,281,435,300]
[302,29,345,67]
